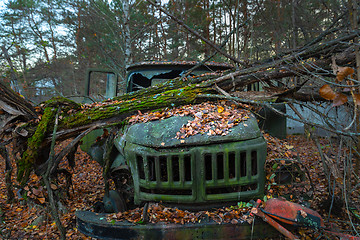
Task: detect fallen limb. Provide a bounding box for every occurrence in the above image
[42,107,66,240]
[0,30,358,185]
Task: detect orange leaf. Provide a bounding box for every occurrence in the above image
[336,67,354,82]
[37,197,46,204]
[217,106,224,113]
[332,93,348,107]
[319,85,336,100]
[354,94,360,105]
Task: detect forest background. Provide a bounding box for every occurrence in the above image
[0,0,347,103]
[1,0,360,239]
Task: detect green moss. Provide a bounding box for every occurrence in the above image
[44,96,81,111]
[17,107,57,184]
[15,83,215,185]
[61,85,211,129]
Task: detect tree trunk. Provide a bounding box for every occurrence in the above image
[123,0,131,68]
[349,0,360,173]
[0,143,15,203]
[0,46,24,95]
[0,28,359,185]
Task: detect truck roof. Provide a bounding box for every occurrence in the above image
[126,60,234,72]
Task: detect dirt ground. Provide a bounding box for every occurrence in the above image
[0,135,359,239]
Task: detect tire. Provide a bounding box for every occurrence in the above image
[103,190,127,213]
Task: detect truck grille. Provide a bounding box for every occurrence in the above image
[136,154,193,182]
[125,137,266,205]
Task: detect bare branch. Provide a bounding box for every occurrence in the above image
[146,0,247,66]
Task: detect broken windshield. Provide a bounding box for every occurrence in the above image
[126,61,233,92]
[127,69,186,92]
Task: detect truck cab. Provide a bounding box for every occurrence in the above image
[83,61,268,212]
[84,61,233,100]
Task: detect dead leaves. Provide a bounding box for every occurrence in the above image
[336,67,354,83]
[0,139,104,239]
[107,202,253,225]
[129,101,251,139]
[217,105,224,113]
[319,85,348,106]
[332,92,348,107]
[319,85,336,101]
[354,94,360,105]
[264,133,297,160]
[176,102,250,139]
[320,64,357,107]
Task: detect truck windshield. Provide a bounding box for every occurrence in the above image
[127,69,183,92]
[126,69,210,92]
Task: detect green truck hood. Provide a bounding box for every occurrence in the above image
[116,114,261,149]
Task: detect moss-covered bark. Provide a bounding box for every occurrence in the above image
[16,46,351,184]
[15,84,215,184]
[17,107,57,184]
[16,97,81,184]
[61,84,214,129]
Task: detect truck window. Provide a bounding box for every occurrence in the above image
[127,69,182,92]
[86,71,117,101]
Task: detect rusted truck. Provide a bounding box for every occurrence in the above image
[76,61,281,239]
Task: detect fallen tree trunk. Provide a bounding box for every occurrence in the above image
[0,30,358,185]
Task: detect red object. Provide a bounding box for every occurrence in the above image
[251,198,360,240]
[263,197,324,227]
[251,199,298,240]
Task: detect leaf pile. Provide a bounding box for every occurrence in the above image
[263,133,298,159]
[1,135,360,238]
[107,202,253,225]
[129,101,252,138]
[0,141,103,239]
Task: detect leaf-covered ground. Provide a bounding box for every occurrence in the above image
[0,142,103,239]
[0,134,359,239]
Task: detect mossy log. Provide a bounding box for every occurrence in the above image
[15,84,216,183]
[63,85,213,129]
[17,107,57,183]
[1,36,357,184]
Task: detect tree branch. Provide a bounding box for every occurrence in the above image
[146,0,247,66]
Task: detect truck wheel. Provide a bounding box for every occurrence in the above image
[111,168,134,208]
[103,190,127,213]
[93,201,105,213]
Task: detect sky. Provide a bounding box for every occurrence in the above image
[0,1,5,13]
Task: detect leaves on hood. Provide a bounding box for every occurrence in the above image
[129,101,252,138]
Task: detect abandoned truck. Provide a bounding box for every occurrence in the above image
[76,61,282,239]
